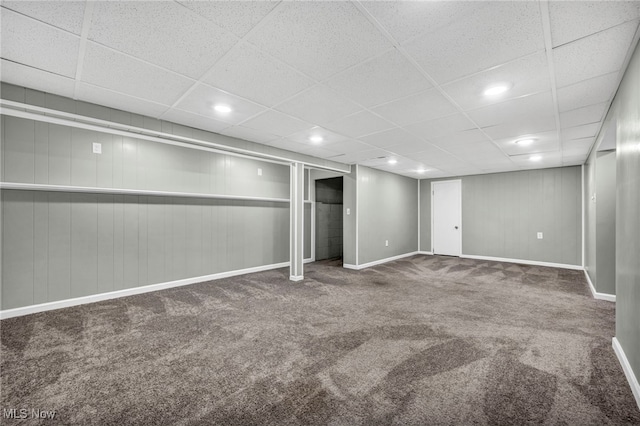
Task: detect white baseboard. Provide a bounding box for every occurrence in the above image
[0,262,290,320]
[460,254,583,271]
[584,270,616,302]
[342,251,419,270]
[613,337,640,410]
[303,258,314,264]
[418,251,433,255]
[289,275,304,281]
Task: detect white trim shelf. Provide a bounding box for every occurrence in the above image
[0,182,290,203]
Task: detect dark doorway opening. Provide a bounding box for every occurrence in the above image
[315,177,343,261]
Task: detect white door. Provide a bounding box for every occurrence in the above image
[432,180,461,256]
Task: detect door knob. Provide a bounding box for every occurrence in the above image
[454,226,459,229]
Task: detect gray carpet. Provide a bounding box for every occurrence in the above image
[1,255,639,425]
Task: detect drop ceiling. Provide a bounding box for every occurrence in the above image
[1,1,639,179]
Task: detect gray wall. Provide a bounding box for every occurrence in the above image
[595,151,616,294]
[358,166,418,265]
[420,167,582,266]
[607,41,640,389]
[0,90,300,310]
[2,191,288,310]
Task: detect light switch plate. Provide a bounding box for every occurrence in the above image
[92,143,102,154]
[257,168,262,176]
[346,208,350,215]
[537,232,543,239]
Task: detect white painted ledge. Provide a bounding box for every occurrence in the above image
[0,182,290,203]
[613,337,640,410]
[0,262,290,319]
[584,270,616,302]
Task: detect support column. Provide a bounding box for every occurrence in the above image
[290,162,304,281]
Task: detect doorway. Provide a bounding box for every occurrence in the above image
[315,177,343,261]
[432,180,462,256]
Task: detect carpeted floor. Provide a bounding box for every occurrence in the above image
[1,255,639,425]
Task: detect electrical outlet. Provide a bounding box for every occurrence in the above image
[385,240,389,247]
[92,143,102,154]
[257,168,262,176]
[537,232,543,239]
[346,208,350,215]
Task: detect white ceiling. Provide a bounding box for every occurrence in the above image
[1,1,639,179]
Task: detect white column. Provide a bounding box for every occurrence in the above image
[290,162,304,281]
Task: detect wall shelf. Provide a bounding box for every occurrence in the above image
[0,182,290,203]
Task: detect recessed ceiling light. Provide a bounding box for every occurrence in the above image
[530,155,542,162]
[416,168,427,174]
[310,135,323,144]
[515,138,535,146]
[388,158,398,165]
[483,84,510,97]
[213,104,232,113]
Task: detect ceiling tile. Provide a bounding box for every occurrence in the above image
[563,137,596,154]
[359,128,424,149]
[429,129,493,150]
[371,88,458,126]
[0,58,76,99]
[1,8,79,78]
[245,1,392,80]
[360,1,487,44]
[177,0,278,38]
[218,125,279,145]
[174,83,266,125]
[75,83,171,119]
[161,108,229,134]
[82,43,194,106]
[297,144,341,159]
[241,110,313,138]
[386,140,433,156]
[402,2,544,84]
[205,42,314,107]
[323,139,375,155]
[494,130,560,156]
[287,127,349,146]
[562,123,601,141]
[560,102,608,129]
[549,1,640,47]
[1,1,86,34]
[446,140,505,159]
[557,72,619,112]
[274,85,361,127]
[89,1,238,79]
[268,137,308,153]
[442,52,551,111]
[335,148,392,164]
[467,91,555,127]
[481,115,557,141]
[324,110,395,138]
[403,113,477,141]
[324,49,432,108]
[553,20,638,88]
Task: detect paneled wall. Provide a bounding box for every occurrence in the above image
[1,110,292,311]
[608,41,640,389]
[2,191,288,310]
[357,166,418,265]
[420,166,582,266]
